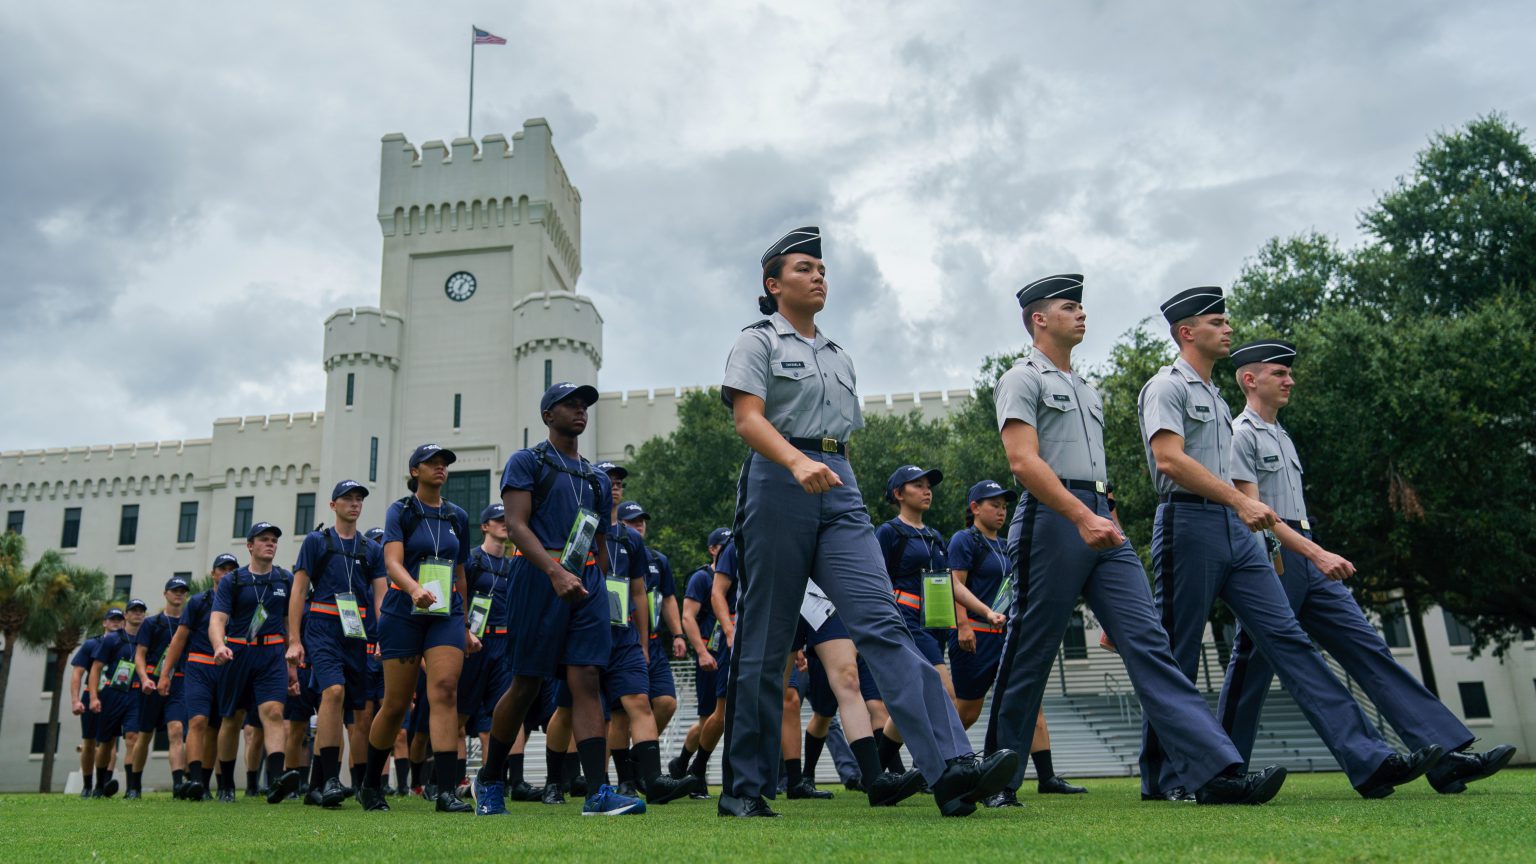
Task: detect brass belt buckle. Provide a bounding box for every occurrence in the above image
[1094,480,1106,494]
[820,437,837,452]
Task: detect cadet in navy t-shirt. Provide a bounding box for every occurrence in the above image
[70,610,121,798]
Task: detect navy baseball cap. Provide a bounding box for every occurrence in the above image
[126,598,148,611]
[617,501,648,522]
[409,443,457,469]
[540,382,599,413]
[886,465,944,500]
[105,608,125,620]
[164,576,190,592]
[212,553,239,570]
[596,461,628,480]
[364,527,384,542]
[332,479,369,500]
[479,503,505,524]
[707,527,732,548]
[967,479,1018,505]
[245,521,282,542]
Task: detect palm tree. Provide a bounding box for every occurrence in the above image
[20,553,110,792]
[0,531,35,733]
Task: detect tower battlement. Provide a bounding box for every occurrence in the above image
[322,306,404,370]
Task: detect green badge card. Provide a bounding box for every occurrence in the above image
[413,558,452,616]
[922,570,957,629]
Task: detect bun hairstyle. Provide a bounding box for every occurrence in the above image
[759,254,786,314]
[407,476,419,493]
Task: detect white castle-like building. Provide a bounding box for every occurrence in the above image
[1,120,1530,790]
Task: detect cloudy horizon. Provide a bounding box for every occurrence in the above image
[4,1,1533,452]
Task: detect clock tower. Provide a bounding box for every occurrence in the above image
[320,118,603,515]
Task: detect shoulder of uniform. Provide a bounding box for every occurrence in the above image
[742,319,773,332]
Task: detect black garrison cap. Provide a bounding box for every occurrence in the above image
[1229,339,1297,368]
[1160,286,1226,323]
[1015,273,1083,308]
[761,227,822,266]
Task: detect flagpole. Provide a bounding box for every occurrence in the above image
[467,26,476,139]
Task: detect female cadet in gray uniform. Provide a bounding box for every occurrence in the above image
[719,226,1016,818]
[1215,339,1515,793]
[1137,286,1440,800]
[986,274,1284,806]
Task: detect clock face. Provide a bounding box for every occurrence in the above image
[444,271,477,302]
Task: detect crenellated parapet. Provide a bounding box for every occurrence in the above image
[323,306,403,372]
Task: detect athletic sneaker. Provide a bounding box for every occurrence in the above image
[473,778,508,816]
[583,784,646,816]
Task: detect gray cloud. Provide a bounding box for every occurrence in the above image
[1,1,1534,451]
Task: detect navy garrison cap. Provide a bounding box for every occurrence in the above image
[1016,274,1083,308]
[1230,339,1297,368]
[1160,286,1226,323]
[761,227,821,266]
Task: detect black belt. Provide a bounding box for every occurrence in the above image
[1061,479,1109,494]
[1160,492,1217,506]
[787,436,846,455]
[1284,518,1313,533]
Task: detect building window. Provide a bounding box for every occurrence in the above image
[543,359,552,391]
[113,574,132,599]
[5,510,21,535]
[444,471,491,549]
[233,497,254,539]
[31,723,59,756]
[1379,601,1412,649]
[42,650,59,694]
[173,571,192,583]
[294,493,316,534]
[1062,611,1088,660]
[369,437,379,483]
[453,393,462,429]
[61,508,81,548]
[345,372,355,407]
[178,501,199,543]
[1442,609,1476,647]
[1457,682,1491,719]
[118,504,139,546]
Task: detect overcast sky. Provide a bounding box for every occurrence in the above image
[3,1,1533,452]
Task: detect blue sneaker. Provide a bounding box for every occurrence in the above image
[473,778,508,816]
[582,784,646,816]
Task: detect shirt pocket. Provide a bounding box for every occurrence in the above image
[833,369,860,429]
[1255,446,1285,474]
[1038,390,1079,440]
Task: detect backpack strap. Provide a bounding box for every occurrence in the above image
[311,528,373,597]
[882,529,912,582]
[530,440,605,516]
[393,496,460,573]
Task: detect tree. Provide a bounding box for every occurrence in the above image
[622,388,748,586]
[19,553,109,792]
[0,531,37,734]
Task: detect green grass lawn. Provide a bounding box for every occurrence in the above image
[0,770,1529,863]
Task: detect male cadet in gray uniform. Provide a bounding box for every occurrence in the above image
[986,274,1285,806]
[720,226,1015,818]
[1138,286,1441,800]
[1217,339,1517,793]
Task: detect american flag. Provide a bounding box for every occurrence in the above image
[472,27,506,45]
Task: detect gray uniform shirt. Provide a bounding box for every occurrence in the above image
[994,347,1108,483]
[721,312,864,441]
[1230,407,1309,523]
[1138,356,1233,495]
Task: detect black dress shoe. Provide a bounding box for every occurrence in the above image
[319,777,348,808]
[1038,775,1087,795]
[786,778,834,800]
[717,794,780,817]
[171,781,184,800]
[844,777,864,792]
[436,790,473,813]
[645,773,701,805]
[688,790,713,800]
[421,783,438,801]
[667,754,689,780]
[267,769,303,804]
[570,776,589,797]
[1195,765,1287,805]
[867,769,925,807]
[933,751,1019,818]
[1426,744,1517,794]
[1356,745,1443,799]
[984,788,1023,808]
[102,778,120,798]
[1142,786,1194,802]
[303,788,324,806]
[616,780,639,798]
[508,781,544,802]
[124,789,141,800]
[183,780,206,801]
[217,788,236,803]
[80,786,93,799]
[357,786,390,812]
[541,784,566,805]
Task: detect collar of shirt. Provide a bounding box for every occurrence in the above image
[1171,355,1211,386]
[1238,405,1279,432]
[1028,345,1076,379]
[768,312,838,351]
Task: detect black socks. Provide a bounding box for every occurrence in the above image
[545,749,565,790]
[320,746,341,783]
[612,748,634,786]
[688,748,712,779]
[507,753,525,786]
[264,752,285,786]
[479,734,513,784]
[576,738,607,794]
[785,758,803,788]
[805,732,826,779]
[364,744,390,788]
[219,760,236,791]
[875,729,905,772]
[632,740,662,791]
[433,752,458,791]
[1032,749,1055,782]
[850,736,883,790]
[393,758,409,791]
